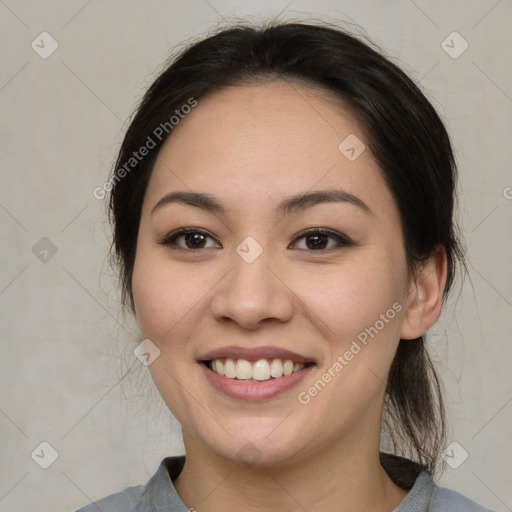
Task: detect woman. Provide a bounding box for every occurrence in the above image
[76,20,494,512]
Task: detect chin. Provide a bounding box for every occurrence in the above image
[196,424,312,469]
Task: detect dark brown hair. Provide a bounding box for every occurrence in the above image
[108,20,465,476]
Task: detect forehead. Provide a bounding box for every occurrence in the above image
[145,81,397,221]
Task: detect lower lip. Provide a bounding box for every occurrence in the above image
[200,363,315,401]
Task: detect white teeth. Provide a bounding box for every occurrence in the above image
[214,359,225,376]
[209,358,309,381]
[224,358,236,378]
[235,359,252,379]
[269,359,283,378]
[293,362,305,373]
[252,359,270,381]
[283,360,294,376]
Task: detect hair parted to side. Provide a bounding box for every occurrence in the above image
[107,19,466,477]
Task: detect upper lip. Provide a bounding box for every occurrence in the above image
[198,345,316,364]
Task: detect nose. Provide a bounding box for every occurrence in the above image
[209,247,294,330]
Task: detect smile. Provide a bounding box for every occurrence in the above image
[201,359,315,401]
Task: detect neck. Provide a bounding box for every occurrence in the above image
[173,431,409,512]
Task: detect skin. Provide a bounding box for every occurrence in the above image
[131,80,447,512]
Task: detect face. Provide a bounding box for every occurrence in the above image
[132,81,412,467]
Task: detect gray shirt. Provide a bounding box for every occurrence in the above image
[74,454,495,511]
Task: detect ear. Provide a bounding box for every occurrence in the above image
[400,244,448,340]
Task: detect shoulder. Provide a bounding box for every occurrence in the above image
[73,484,145,512]
[380,453,495,512]
[72,456,187,512]
[429,482,496,512]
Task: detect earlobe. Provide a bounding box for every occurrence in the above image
[400,245,448,340]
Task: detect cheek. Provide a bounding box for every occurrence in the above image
[283,257,406,443]
[299,255,405,342]
[131,249,202,351]
[300,249,407,405]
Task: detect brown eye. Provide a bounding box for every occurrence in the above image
[157,228,220,250]
[291,229,352,252]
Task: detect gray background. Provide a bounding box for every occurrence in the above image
[0,1,511,511]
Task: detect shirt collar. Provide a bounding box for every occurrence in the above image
[135,453,435,511]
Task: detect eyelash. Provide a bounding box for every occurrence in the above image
[156,227,353,253]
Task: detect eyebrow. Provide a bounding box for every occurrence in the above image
[150,188,372,217]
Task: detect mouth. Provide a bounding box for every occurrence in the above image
[197,346,317,401]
